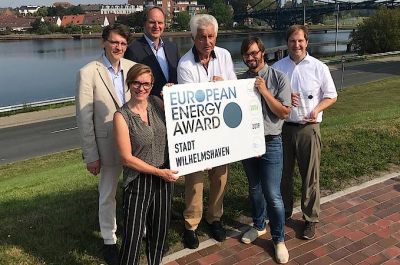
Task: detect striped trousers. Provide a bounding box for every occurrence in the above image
[119,173,173,265]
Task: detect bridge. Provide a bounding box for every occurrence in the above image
[235,0,400,29]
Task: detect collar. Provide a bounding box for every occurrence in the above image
[144,34,164,50]
[245,64,268,77]
[102,53,122,73]
[192,46,216,63]
[289,52,310,65]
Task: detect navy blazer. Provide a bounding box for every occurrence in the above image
[124,35,179,98]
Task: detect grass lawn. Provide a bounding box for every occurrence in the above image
[0,77,399,265]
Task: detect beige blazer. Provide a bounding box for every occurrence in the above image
[76,57,135,166]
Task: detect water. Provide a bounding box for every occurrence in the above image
[0,30,351,107]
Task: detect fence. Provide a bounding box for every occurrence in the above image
[0,96,75,113]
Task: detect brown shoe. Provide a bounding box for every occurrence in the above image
[302,221,316,240]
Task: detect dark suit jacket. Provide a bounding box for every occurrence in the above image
[124,35,179,98]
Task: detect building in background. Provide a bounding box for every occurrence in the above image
[61,14,84,26]
[101,4,143,15]
[18,5,40,16]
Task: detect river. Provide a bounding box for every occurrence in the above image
[0,30,351,107]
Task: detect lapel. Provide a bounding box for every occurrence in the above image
[140,36,166,80]
[121,59,131,103]
[140,36,155,58]
[96,57,122,108]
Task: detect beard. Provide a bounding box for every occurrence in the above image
[245,58,262,71]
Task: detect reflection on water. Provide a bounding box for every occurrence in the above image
[0,30,351,107]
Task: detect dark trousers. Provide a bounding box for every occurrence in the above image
[281,123,321,222]
[119,173,173,265]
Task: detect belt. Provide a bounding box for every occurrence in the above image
[265,134,281,141]
[284,122,315,127]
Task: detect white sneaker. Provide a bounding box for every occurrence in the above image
[274,242,289,264]
[241,227,267,244]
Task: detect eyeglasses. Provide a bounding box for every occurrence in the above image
[130,81,152,90]
[107,39,128,47]
[243,50,261,58]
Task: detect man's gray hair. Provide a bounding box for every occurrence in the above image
[189,14,218,39]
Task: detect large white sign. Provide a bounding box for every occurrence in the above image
[163,79,265,176]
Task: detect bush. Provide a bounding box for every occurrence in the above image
[350,8,400,54]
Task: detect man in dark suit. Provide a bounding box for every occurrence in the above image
[124,6,179,98]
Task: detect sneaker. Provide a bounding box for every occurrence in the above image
[274,242,289,264]
[241,227,267,244]
[208,221,226,242]
[102,244,119,265]
[183,229,199,249]
[302,221,316,240]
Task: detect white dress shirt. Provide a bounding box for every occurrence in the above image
[273,54,337,123]
[177,46,237,84]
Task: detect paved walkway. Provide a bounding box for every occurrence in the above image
[0,105,75,129]
[163,172,400,265]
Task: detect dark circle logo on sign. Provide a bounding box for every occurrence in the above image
[223,102,242,128]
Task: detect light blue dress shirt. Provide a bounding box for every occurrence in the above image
[102,54,125,105]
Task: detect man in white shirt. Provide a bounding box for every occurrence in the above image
[177,14,236,249]
[273,25,337,240]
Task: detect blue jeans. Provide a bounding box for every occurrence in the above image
[242,135,285,243]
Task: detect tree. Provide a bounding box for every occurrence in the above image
[36,6,48,17]
[198,0,214,9]
[117,12,144,32]
[66,6,83,15]
[209,0,234,28]
[175,11,190,30]
[47,5,66,17]
[350,8,400,54]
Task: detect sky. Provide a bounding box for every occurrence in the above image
[0,0,127,8]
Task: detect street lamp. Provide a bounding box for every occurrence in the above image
[335,0,339,56]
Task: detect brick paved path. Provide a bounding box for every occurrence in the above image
[165,174,400,265]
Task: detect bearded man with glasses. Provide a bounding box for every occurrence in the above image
[239,37,291,264]
[75,24,136,265]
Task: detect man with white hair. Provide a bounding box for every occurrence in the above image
[177,14,237,249]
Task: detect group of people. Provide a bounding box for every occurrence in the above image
[76,6,337,265]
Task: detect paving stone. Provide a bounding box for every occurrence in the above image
[212,255,239,265]
[307,256,335,265]
[345,241,367,252]
[328,247,352,261]
[176,252,203,264]
[345,230,367,242]
[382,246,400,259]
[312,244,335,257]
[359,233,382,246]
[362,243,385,256]
[363,253,389,265]
[344,251,369,264]
[293,251,318,264]
[196,253,225,264]
[198,244,222,257]
[329,237,353,250]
